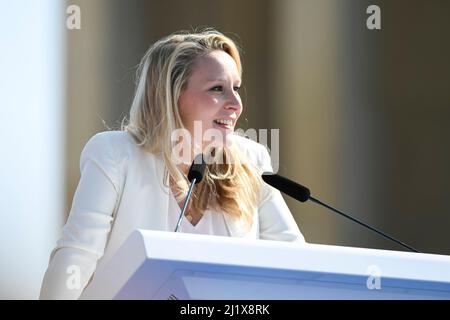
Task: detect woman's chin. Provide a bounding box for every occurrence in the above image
[203,125,232,142]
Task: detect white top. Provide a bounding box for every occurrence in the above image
[168,191,230,236]
[39,131,305,300]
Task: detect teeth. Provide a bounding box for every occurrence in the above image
[214,119,233,126]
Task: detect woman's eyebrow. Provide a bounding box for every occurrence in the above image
[206,78,226,82]
[205,78,241,83]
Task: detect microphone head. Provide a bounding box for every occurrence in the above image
[188,153,206,184]
[262,172,311,202]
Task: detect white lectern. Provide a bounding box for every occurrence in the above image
[80,229,450,300]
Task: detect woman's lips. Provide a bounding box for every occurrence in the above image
[212,121,233,130]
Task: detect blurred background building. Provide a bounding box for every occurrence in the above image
[1,0,449,299]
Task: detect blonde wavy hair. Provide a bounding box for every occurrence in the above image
[121,28,262,230]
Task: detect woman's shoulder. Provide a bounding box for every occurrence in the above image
[81,130,140,162]
[230,133,273,172]
[231,133,266,151]
[86,130,135,145]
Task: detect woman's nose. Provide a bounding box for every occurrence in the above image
[224,91,242,110]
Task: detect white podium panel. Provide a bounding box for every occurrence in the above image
[80,229,450,300]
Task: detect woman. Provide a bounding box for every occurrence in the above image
[40,28,305,299]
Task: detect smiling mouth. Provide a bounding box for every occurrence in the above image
[213,119,233,128]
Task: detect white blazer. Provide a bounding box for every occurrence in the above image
[39,130,305,299]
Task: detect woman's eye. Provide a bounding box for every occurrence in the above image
[211,86,223,92]
[210,86,241,93]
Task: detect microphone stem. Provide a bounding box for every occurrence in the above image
[309,196,421,253]
[174,178,196,232]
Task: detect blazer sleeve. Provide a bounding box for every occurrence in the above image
[39,132,120,299]
[257,145,306,243]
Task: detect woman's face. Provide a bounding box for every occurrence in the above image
[178,50,242,151]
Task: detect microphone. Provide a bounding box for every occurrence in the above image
[174,154,206,232]
[262,172,421,253]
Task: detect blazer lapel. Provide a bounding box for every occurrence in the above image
[223,211,258,238]
[149,153,170,231]
[151,152,258,239]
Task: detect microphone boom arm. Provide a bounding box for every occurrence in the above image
[262,173,421,253]
[309,196,421,253]
[174,177,196,232]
